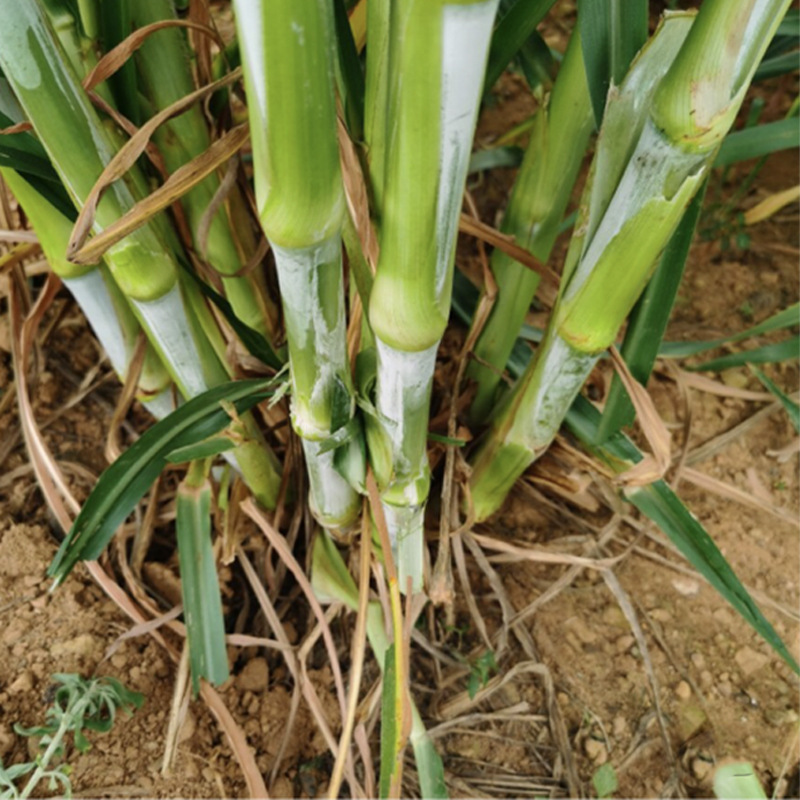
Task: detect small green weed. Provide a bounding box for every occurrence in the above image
[466,651,499,700]
[0,674,144,799]
[592,762,619,799]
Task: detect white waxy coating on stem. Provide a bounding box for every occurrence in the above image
[562,117,704,307]
[142,391,175,421]
[382,500,425,593]
[63,271,132,381]
[234,0,267,127]
[434,0,499,298]
[508,333,597,451]
[132,283,209,399]
[374,338,438,477]
[271,236,348,440]
[302,438,359,529]
[66,271,173,421]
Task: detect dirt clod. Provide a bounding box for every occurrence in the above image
[735,646,771,677]
[7,671,34,695]
[236,657,269,693]
[675,680,692,701]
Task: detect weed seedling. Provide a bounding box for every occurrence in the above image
[0,674,144,799]
[592,762,619,798]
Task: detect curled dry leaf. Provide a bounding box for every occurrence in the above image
[743,184,800,226]
[70,125,250,265]
[609,346,672,487]
[458,212,560,294]
[338,117,379,272]
[68,68,243,262]
[83,20,224,92]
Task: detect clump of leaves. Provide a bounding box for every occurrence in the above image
[0,674,144,799]
[466,651,499,700]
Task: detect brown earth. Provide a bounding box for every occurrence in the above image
[0,26,798,800]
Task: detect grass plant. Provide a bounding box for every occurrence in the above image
[0,674,143,800]
[1,0,797,795]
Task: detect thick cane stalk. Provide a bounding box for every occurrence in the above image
[0,0,281,509]
[367,0,499,591]
[233,0,360,533]
[363,0,391,212]
[1,167,173,418]
[469,0,791,522]
[131,0,279,341]
[467,29,594,423]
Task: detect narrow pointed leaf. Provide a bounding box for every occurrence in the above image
[49,378,275,583]
[578,0,648,125]
[690,336,799,372]
[715,118,800,166]
[412,730,448,800]
[181,260,284,370]
[565,395,800,676]
[659,304,800,358]
[749,365,800,432]
[333,0,365,140]
[754,50,800,80]
[97,0,140,124]
[177,475,229,693]
[484,0,557,91]
[166,436,238,464]
[379,643,400,799]
[452,273,798,674]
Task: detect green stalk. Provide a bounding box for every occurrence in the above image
[96,0,141,125]
[41,0,109,100]
[364,0,391,212]
[130,0,279,340]
[0,0,281,509]
[467,30,594,423]
[469,1,790,521]
[311,532,447,799]
[367,0,499,591]
[234,0,360,532]
[595,183,706,442]
[1,166,172,417]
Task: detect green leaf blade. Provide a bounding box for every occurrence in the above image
[176,474,229,693]
[690,335,799,372]
[49,378,275,584]
[379,643,400,799]
[485,0,557,92]
[659,303,800,359]
[578,0,648,126]
[626,481,799,675]
[749,365,800,432]
[715,117,800,166]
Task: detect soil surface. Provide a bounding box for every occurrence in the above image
[1,16,798,800]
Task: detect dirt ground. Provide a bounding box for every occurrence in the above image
[1,18,799,800]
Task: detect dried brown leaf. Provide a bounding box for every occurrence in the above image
[68,68,243,262]
[0,120,33,135]
[70,125,249,264]
[83,20,223,92]
[609,346,672,487]
[338,118,378,271]
[458,212,560,292]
